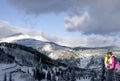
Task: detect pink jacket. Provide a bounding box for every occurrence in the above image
[105,56,120,70]
[115,61,120,70]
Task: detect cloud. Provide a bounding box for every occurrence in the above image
[8,0,120,35]
[64,0,120,35]
[57,35,120,48]
[0,21,41,38]
[0,21,16,38]
[8,0,78,14]
[1,21,120,48]
[64,11,91,32]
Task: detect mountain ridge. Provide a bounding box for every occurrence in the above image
[0,33,118,50]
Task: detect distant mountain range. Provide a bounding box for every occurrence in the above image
[0,32,118,50]
[1,24,119,48]
[0,28,120,80]
[0,42,107,81]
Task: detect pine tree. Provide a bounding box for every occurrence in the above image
[3,73,7,81]
[27,69,30,74]
[47,71,51,80]
[101,58,105,81]
[9,73,12,81]
[32,69,35,77]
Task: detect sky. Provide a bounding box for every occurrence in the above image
[0,0,82,37]
[0,0,120,47]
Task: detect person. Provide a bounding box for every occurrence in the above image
[104,51,120,81]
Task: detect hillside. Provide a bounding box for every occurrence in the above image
[0,33,120,81]
[0,42,117,81]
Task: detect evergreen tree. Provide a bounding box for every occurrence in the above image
[47,71,51,80]
[101,58,105,81]
[3,73,7,81]
[27,69,30,74]
[9,73,12,81]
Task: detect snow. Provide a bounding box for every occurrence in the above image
[0,63,18,81]
[49,52,58,59]
[0,63,16,71]
[42,44,54,52]
[0,33,120,81]
[12,72,36,81]
[76,78,90,81]
[40,78,91,81]
[80,54,92,68]
[0,63,37,81]
[0,34,30,43]
[0,34,48,43]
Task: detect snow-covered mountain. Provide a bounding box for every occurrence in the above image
[1,22,120,48]
[1,24,120,80]
[0,33,119,68]
[0,42,120,81]
[0,33,49,42]
[0,42,107,81]
[0,33,72,56]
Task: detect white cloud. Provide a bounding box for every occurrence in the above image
[0,21,120,47]
[64,11,91,32]
[0,21,41,38]
[56,35,119,48]
[8,0,120,35]
[0,21,16,38]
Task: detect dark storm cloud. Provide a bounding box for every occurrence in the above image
[8,0,120,35]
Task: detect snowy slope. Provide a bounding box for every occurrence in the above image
[0,30,120,81]
[0,33,119,69]
[0,33,72,57]
[1,22,120,48]
[0,33,49,43]
[0,42,120,81]
[0,42,106,81]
